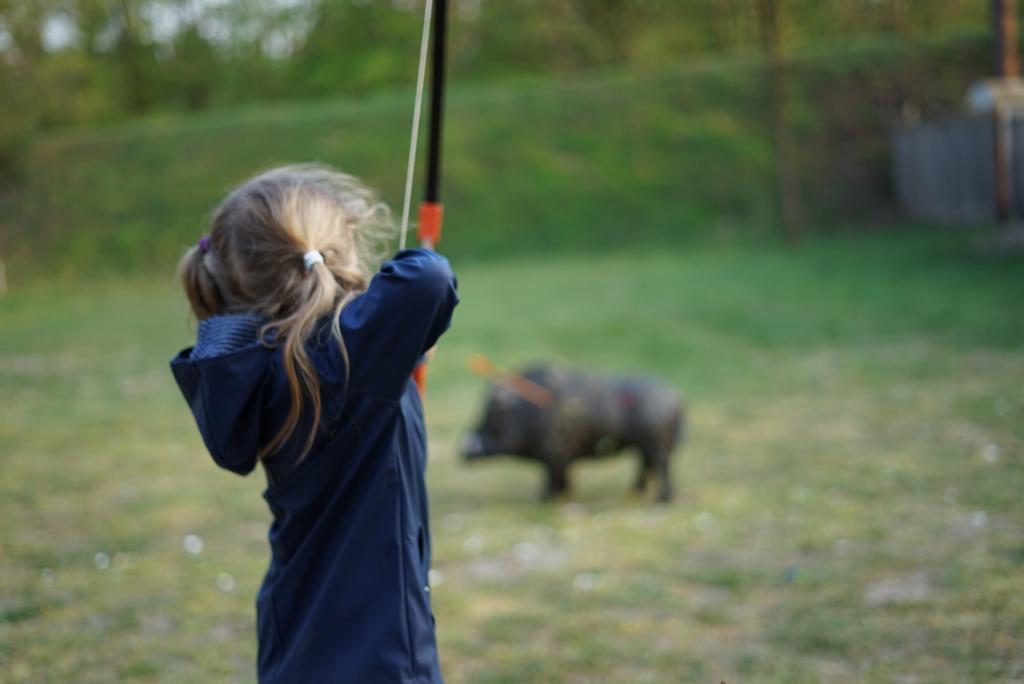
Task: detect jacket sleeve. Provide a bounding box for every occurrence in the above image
[340,249,459,400]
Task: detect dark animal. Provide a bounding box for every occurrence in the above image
[461,366,684,502]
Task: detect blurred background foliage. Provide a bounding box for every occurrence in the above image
[0,0,989,131]
[0,1,998,277]
[0,0,991,127]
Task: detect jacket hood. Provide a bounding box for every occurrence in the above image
[170,343,271,476]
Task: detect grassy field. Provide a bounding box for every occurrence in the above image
[1,229,1022,683]
[0,57,776,277]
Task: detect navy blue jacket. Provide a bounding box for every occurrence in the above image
[170,249,458,683]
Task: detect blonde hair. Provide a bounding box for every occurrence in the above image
[178,164,395,460]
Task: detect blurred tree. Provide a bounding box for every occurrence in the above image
[561,0,651,63]
[0,0,998,181]
[71,0,113,55]
[34,48,117,126]
[0,59,32,183]
[166,23,218,110]
[292,1,419,96]
[758,0,802,243]
[0,0,47,59]
[112,0,158,114]
[452,1,580,78]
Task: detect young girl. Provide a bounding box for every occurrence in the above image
[170,164,458,683]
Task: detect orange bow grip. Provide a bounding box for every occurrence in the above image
[418,202,443,248]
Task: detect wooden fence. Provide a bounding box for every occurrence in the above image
[891,112,1024,223]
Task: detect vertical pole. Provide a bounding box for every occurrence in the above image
[992,0,1017,222]
[994,0,1019,77]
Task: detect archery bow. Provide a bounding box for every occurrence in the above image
[400,0,448,394]
[420,0,447,251]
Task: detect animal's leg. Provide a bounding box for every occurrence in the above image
[644,444,673,503]
[652,406,683,503]
[542,463,570,501]
[633,449,650,493]
[656,450,673,502]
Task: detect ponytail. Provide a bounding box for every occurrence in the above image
[177,244,224,320]
[258,253,361,460]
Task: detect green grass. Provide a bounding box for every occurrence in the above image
[0,59,771,279]
[1,229,1022,683]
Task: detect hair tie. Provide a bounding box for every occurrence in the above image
[303,250,325,271]
[197,236,210,252]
